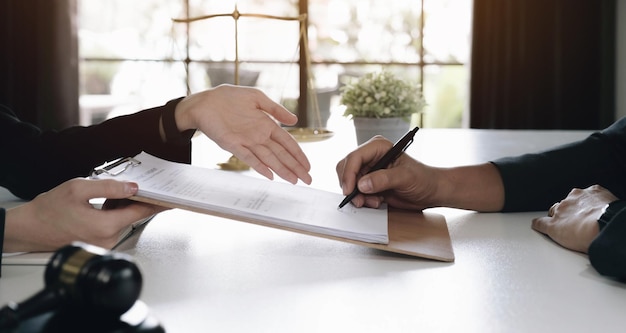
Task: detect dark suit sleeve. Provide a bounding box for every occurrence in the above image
[588,201,626,279]
[0,98,193,199]
[0,208,4,273]
[491,118,626,280]
[491,117,626,212]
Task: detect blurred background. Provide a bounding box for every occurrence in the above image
[1,0,623,131]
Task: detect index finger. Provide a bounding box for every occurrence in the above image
[256,92,298,126]
[272,128,311,172]
[93,201,161,234]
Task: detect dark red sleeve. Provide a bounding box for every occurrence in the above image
[0,98,193,199]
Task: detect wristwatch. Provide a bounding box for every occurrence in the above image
[598,200,626,231]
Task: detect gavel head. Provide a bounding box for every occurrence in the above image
[44,242,143,316]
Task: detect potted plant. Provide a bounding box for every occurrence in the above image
[340,70,426,144]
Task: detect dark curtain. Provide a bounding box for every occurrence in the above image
[0,0,78,130]
[470,0,616,129]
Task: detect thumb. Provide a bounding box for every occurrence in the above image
[260,99,298,126]
[76,179,139,200]
[357,170,393,194]
[531,216,550,235]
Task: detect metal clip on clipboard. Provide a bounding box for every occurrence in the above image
[91,157,141,177]
[89,156,154,250]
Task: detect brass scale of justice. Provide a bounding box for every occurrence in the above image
[173,6,333,171]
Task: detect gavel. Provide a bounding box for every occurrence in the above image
[0,242,142,330]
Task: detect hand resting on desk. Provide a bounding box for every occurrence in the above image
[532,185,616,253]
[532,185,626,278]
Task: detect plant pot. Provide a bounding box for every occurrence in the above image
[353,117,411,145]
[307,87,336,129]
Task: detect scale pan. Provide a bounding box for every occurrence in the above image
[287,127,334,142]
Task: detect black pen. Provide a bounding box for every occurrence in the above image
[338,126,420,208]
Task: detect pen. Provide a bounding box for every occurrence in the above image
[338,126,420,208]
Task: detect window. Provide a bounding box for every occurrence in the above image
[78,0,471,128]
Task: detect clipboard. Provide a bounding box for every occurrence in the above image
[93,155,455,262]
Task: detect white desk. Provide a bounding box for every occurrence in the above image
[2,121,625,333]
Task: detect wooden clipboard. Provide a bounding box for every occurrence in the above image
[131,195,455,262]
[93,154,454,262]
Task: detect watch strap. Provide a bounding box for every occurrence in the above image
[598,200,626,231]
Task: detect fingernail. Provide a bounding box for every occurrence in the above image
[125,182,138,194]
[359,178,373,193]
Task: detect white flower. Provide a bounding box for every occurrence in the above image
[340,70,426,119]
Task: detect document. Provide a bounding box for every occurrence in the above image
[93,152,389,244]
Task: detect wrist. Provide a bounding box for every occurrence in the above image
[435,167,457,208]
[160,97,196,144]
[441,163,505,212]
[2,206,33,253]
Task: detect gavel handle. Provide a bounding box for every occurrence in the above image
[0,288,65,330]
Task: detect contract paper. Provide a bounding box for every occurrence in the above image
[93,152,389,244]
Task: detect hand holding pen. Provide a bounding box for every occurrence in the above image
[338,127,419,208]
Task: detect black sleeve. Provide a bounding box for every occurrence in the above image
[491,117,626,212]
[0,98,193,200]
[1,208,4,273]
[588,200,626,279]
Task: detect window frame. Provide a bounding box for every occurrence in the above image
[78,0,467,128]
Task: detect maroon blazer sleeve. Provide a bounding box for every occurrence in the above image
[1,98,193,199]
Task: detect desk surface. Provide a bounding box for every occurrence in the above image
[2,118,625,333]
